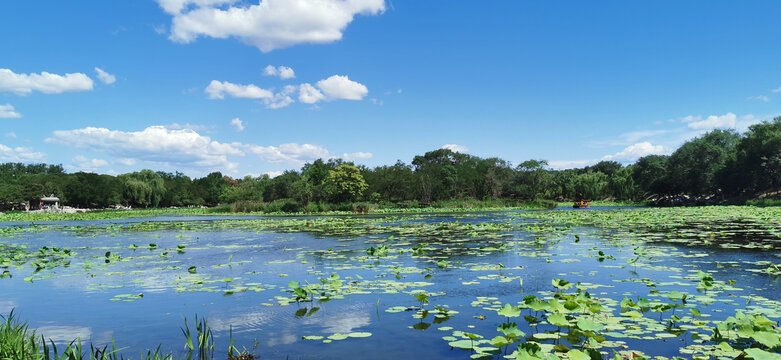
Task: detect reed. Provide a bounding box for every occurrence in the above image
[1,311,255,360]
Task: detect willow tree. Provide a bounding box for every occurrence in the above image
[119,169,165,208]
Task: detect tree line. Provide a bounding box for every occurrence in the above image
[1,117,779,211]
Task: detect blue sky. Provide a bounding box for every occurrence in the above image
[1,1,780,177]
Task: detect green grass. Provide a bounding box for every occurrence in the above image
[0,199,558,222]
[555,200,650,208]
[746,198,781,207]
[0,311,255,360]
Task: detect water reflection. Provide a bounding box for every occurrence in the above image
[32,325,94,344]
[0,300,17,313]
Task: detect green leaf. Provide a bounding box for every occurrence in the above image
[497,323,525,338]
[547,312,569,327]
[490,336,510,348]
[552,279,572,290]
[752,331,781,348]
[744,348,781,360]
[566,349,591,360]
[347,332,372,338]
[497,304,521,318]
[576,318,603,332]
[448,339,476,350]
[327,333,348,340]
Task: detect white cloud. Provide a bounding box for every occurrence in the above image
[550,142,668,170]
[166,122,210,131]
[298,83,325,104]
[4,132,17,138]
[153,24,168,34]
[117,158,137,166]
[264,170,282,178]
[230,117,245,132]
[0,104,21,118]
[316,75,368,100]
[441,144,468,153]
[72,155,109,172]
[265,85,296,109]
[772,87,781,93]
[208,75,369,108]
[157,0,238,14]
[686,112,737,130]
[263,65,295,79]
[205,80,273,99]
[161,0,386,52]
[46,126,243,170]
[46,125,368,172]
[618,129,672,144]
[0,68,93,95]
[94,67,116,85]
[747,95,769,102]
[342,152,373,161]
[602,142,668,162]
[547,159,594,170]
[244,143,330,164]
[0,143,46,162]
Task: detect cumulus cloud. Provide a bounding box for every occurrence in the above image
[686,113,738,130]
[45,125,370,173]
[550,142,668,170]
[46,126,243,170]
[602,142,668,162]
[72,155,109,172]
[547,159,593,170]
[0,104,21,118]
[0,68,93,95]
[616,129,672,144]
[441,144,468,153]
[160,0,386,52]
[747,95,769,102]
[244,143,330,164]
[205,80,273,99]
[298,83,325,104]
[772,87,781,93]
[117,158,137,166]
[263,65,295,79]
[316,75,368,100]
[157,0,238,14]
[230,117,244,132]
[265,85,296,109]
[342,151,373,161]
[207,75,368,108]
[94,67,116,85]
[0,144,45,162]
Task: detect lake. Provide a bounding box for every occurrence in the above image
[1,207,780,359]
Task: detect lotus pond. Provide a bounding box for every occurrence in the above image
[1,206,780,359]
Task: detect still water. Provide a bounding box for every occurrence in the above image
[1,211,779,359]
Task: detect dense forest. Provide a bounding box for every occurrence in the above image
[1,117,779,211]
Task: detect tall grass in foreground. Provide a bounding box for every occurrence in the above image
[0,311,255,360]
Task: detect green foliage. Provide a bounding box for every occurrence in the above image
[119,170,166,208]
[322,164,368,203]
[1,311,254,360]
[731,117,781,193]
[666,129,740,195]
[2,121,781,210]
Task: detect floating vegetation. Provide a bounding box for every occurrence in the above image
[1,206,780,358]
